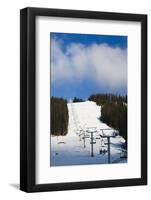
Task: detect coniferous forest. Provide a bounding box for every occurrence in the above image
[89,94,127,147]
[51,97,69,136]
[51,94,127,146]
[72,97,84,102]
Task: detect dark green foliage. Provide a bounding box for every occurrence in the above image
[101,102,127,141]
[73,97,84,102]
[89,93,127,106]
[89,93,127,147]
[51,97,69,136]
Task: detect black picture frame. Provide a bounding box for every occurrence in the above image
[20,7,147,192]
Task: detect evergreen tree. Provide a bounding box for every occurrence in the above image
[73,97,84,102]
[89,93,127,148]
[51,97,69,136]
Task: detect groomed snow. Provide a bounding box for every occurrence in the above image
[50,101,127,166]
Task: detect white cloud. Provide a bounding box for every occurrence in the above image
[51,38,127,91]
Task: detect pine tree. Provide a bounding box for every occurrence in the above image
[51,97,69,136]
[89,93,127,148]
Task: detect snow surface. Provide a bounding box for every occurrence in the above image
[50,101,127,166]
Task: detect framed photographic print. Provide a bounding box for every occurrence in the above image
[20,7,147,192]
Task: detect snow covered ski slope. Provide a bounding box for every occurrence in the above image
[50,101,127,166]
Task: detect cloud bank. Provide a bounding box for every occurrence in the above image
[51,38,127,92]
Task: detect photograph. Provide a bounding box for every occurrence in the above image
[50,32,127,166]
[20,7,147,192]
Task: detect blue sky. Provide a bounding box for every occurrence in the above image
[51,32,127,100]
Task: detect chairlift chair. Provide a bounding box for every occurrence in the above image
[99,147,107,154]
[96,135,101,140]
[90,138,96,144]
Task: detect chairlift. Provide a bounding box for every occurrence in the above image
[90,138,96,144]
[90,141,96,144]
[99,147,107,154]
[96,136,101,140]
[100,138,107,145]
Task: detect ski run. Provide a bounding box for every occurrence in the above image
[51,101,127,166]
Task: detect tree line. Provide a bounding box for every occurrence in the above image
[50,94,127,148]
[89,94,127,147]
[89,93,127,105]
[72,97,84,102]
[51,97,69,136]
